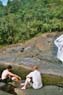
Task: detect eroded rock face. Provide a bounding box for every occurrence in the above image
[0,32,63,76]
[0,32,63,95]
[0,32,59,64]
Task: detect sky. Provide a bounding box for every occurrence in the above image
[0,0,8,6]
[0,0,13,6]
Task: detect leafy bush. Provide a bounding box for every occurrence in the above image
[0,0,63,44]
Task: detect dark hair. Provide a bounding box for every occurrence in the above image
[7,65,12,69]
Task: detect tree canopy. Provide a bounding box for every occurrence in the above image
[0,0,63,44]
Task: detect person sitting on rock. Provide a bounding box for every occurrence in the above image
[0,65,21,83]
[21,65,42,89]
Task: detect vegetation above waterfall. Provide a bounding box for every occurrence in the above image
[0,0,63,44]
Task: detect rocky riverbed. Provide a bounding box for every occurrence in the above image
[0,32,63,95]
[0,32,63,76]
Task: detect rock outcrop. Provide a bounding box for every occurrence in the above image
[0,32,63,95]
[0,32,63,76]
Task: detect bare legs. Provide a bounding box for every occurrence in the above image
[21,78,31,89]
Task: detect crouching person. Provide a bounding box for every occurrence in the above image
[0,65,21,83]
[21,65,42,89]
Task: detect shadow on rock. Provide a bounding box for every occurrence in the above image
[0,83,17,95]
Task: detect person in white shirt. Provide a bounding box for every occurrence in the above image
[1,65,21,83]
[21,65,42,89]
[54,34,63,63]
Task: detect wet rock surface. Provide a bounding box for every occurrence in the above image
[0,32,63,95]
[0,32,63,76]
[0,32,59,64]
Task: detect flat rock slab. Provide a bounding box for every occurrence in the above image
[25,86,63,95]
[14,86,63,95]
[0,90,12,95]
[0,82,5,88]
[15,88,25,95]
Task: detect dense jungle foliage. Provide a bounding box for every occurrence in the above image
[0,0,63,44]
